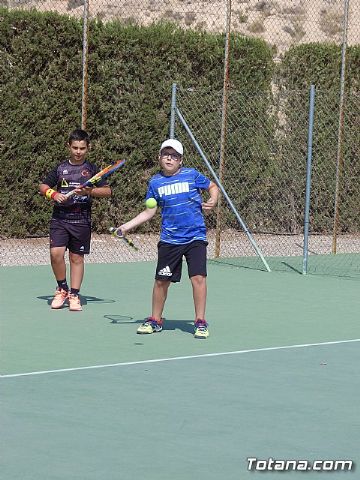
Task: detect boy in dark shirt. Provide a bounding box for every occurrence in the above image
[39,129,111,311]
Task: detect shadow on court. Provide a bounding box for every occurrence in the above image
[104,314,194,334]
[37,294,116,306]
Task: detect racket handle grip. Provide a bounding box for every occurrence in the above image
[109,226,122,237]
[110,226,138,251]
[63,190,76,199]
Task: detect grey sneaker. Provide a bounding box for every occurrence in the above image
[194,319,209,339]
[137,317,163,334]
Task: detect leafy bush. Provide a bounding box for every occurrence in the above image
[276,43,360,233]
[0,9,273,236]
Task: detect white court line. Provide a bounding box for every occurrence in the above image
[1,338,360,379]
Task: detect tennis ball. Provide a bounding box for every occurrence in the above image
[145,198,157,208]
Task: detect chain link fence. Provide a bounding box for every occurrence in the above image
[173,85,360,275]
[1,0,359,276]
[4,0,360,48]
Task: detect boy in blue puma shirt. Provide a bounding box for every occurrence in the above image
[120,139,219,338]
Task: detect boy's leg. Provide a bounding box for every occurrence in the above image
[49,219,69,282]
[184,241,208,319]
[190,275,207,321]
[67,224,90,312]
[137,243,183,334]
[137,279,170,334]
[50,246,69,309]
[185,241,209,338]
[49,219,70,308]
[152,279,171,321]
[69,252,85,290]
[68,252,84,311]
[50,246,67,281]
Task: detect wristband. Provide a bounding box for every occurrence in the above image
[45,188,57,200]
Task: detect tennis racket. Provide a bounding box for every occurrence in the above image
[64,159,126,199]
[109,227,139,251]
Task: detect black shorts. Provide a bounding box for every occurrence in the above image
[50,218,91,255]
[155,240,208,283]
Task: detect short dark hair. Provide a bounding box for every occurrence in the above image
[68,129,90,146]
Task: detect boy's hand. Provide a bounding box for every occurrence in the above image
[203,182,219,212]
[52,192,68,204]
[202,198,217,211]
[118,225,128,235]
[52,186,92,203]
[72,186,93,196]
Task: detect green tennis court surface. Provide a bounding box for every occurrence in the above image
[1,262,359,479]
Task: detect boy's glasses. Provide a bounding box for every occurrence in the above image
[160,152,182,161]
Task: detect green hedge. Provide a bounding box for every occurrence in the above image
[279,42,360,90]
[0,9,359,237]
[0,9,273,236]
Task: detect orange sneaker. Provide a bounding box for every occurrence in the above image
[69,293,82,312]
[51,288,69,309]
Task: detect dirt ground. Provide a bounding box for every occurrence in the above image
[2,230,360,266]
[7,0,360,55]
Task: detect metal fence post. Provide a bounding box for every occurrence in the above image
[303,85,316,275]
[81,0,90,130]
[170,83,177,139]
[215,0,231,258]
[332,0,350,254]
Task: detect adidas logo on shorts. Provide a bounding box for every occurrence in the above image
[158,266,172,276]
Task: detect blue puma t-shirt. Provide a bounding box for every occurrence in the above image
[146,167,211,244]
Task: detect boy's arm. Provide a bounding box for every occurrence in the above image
[75,185,111,198]
[39,183,52,195]
[120,207,157,234]
[39,183,111,202]
[202,181,219,210]
[39,167,62,201]
[90,185,111,197]
[39,183,65,203]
